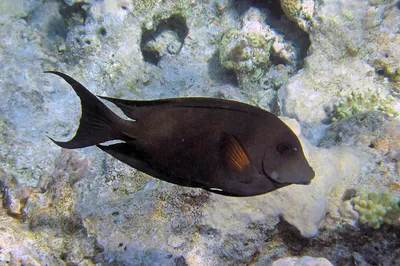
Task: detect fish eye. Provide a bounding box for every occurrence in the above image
[276,142,295,155]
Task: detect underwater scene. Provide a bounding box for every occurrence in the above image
[0,0,399,265]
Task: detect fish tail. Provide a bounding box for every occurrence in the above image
[45,71,126,149]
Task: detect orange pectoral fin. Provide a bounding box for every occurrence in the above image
[220,132,251,173]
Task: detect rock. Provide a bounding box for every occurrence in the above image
[270,256,333,266]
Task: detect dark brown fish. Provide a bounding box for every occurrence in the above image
[46,71,314,197]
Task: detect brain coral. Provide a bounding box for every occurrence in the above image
[352,190,400,229]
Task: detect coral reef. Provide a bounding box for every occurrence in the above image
[352,190,400,229]
[0,0,399,264]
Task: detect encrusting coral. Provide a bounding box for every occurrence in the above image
[352,190,400,229]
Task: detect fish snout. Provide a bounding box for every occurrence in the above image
[297,166,315,185]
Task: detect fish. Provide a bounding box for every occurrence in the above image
[45,71,314,197]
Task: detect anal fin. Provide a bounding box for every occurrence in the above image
[98,143,195,187]
[97,143,160,178]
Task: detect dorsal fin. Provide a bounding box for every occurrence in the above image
[220,132,251,173]
[99,96,267,121]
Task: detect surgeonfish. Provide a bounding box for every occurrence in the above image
[46,71,314,197]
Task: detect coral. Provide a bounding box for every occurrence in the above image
[280,0,315,30]
[218,5,308,95]
[219,8,276,89]
[352,190,400,229]
[329,89,399,122]
[219,30,273,79]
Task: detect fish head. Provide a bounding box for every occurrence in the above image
[262,129,314,185]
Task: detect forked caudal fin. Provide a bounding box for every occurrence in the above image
[45,71,125,149]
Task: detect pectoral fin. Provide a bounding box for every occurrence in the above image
[219,132,251,173]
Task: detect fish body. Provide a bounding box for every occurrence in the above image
[46,71,314,196]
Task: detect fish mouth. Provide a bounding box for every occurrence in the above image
[272,177,312,185]
[292,167,315,185]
